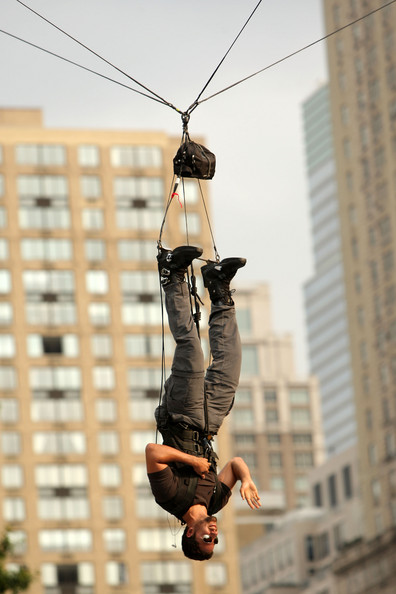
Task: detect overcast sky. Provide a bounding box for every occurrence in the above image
[2,0,328,374]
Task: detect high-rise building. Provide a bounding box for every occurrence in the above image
[0,108,241,594]
[229,283,325,547]
[322,0,396,590]
[303,84,357,457]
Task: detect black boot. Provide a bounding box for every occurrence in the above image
[157,245,203,286]
[201,257,246,305]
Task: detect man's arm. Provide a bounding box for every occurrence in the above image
[217,456,261,510]
[145,443,210,478]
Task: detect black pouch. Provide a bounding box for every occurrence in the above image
[173,140,216,180]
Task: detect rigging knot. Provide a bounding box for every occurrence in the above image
[181,112,190,134]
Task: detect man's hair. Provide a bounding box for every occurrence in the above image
[181,526,213,561]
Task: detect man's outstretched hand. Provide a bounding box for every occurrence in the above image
[240,479,261,509]
[191,456,210,478]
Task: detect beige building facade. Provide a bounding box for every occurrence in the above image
[0,108,241,594]
[322,0,396,591]
[229,283,325,547]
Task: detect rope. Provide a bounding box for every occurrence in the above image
[4,0,395,117]
[194,0,396,108]
[0,28,172,109]
[14,0,182,114]
[187,0,264,114]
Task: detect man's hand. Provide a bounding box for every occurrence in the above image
[190,457,210,478]
[240,479,261,509]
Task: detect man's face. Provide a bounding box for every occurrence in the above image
[191,516,219,554]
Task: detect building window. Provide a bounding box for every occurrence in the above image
[0,207,6,228]
[234,434,255,447]
[0,398,19,423]
[16,144,66,166]
[84,239,106,261]
[103,529,125,553]
[289,388,309,404]
[0,270,11,294]
[91,335,112,358]
[270,476,284,491]
[7,531,27,556]
[35,465,88,487]
[235,388,253,404]
[236,309,252,334]
[231,408,254,429]
[141,562,192,594]
[33,432,86,455]
[292,433,312,445]
[97,432,119,455]
[27,334,79,357]
[241,345,259,376]
[328,474,338,507]
[92,366,114,391]
[99,464,121,488]
[0,432,21,456]
[0,366,17,390]
[29,367,81,390]
[264,389,277,403]
[31,393,83,423]
[0,239,8,260]
[80,175,102,199]
[38,494,90,521]
[3,498,25,521]
[205,564,227,587]
[78,145,100,167]
[130,431,156,454]
[266,409,279,424]
[88,303,111,326]
[138,529,175,552]
[39,530,92,553]
[106,562,128,586]
[0,335,15,358]
[269,453,283,468]
[122,302,162,326]
[17,175,69,199]
[117,239,156,261]
[179,212,201,236]
[124,334,173,358]
[290,409,311,426]
[294,452,314,468]
[86,271,109,295]
[26,303,76,326]
[295,475,309,491]
[21,238,72,261]
[82,208,104,230]
[127,368,162,399]
[0,304,12,326]
[95,399,117,423]
[313,483,322,507]
[41,562,95,590]
[342,465,353,499]
[267,433,281,445]
[1,465,23,489]
[110,146,162,168]
[102,496,124,520]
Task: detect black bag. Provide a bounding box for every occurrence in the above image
[173,140,216,180]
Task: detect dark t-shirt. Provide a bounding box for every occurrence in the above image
[148,466,231,517]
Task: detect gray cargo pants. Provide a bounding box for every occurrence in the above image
[155,280,242,435]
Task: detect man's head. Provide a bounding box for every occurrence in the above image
[181,516,219,561]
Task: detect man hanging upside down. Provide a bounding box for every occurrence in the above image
[145,246,261,561]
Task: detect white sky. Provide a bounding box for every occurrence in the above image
[2,0,328,374]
